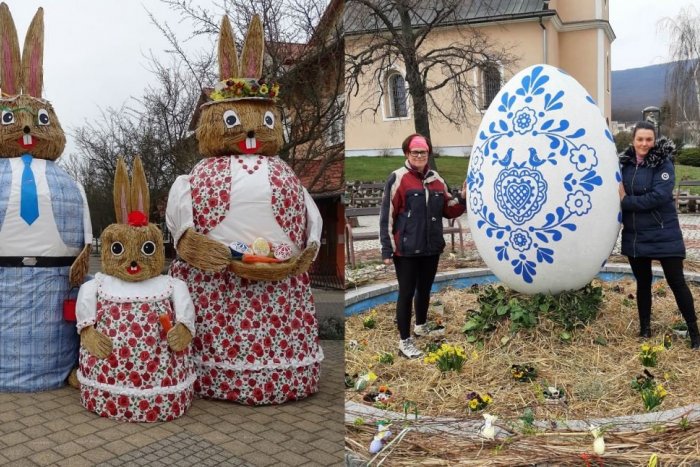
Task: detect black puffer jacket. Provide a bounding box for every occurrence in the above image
[619,138,685,258]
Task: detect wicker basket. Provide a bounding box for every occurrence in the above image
[228,243,318,281]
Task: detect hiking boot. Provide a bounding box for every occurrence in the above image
[639,326,652,339]
[688,321,700,350]
[399,337,423,358]
[414,322,445,337]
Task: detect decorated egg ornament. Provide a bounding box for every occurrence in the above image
[467,64,620,294]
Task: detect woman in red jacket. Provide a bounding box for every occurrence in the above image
[379,134,467,358]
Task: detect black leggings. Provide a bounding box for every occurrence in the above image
[627,256,697,325]
[393,255,440,340]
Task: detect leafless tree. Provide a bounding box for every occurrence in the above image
[659,5,700,144]
[70,0,343,233]
[68,57,204,233]
[154,0,344,190]
[345,0,517,168]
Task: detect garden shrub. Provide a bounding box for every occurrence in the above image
[676,148,700,167]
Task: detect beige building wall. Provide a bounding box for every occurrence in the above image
[345,0,613,157]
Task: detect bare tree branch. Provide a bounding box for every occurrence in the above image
[659,5,700,144]
[345,0,516,167]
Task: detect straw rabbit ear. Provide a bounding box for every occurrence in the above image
[21,7,43,97]
[218,15,238,80]
[113,158,130,224]
[240,14,264,78]
[0,3,21,95]
[129,156,150,222]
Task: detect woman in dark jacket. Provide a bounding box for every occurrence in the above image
[380,133,466,358]
[618,121,699,349]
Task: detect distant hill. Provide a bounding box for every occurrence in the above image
[612,62,671,122]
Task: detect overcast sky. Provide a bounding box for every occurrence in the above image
[7,1,217,158]
[5,1,697,158]
[609,0,696,71]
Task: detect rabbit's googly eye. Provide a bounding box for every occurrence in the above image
[37,109,50,126]
[223,110,241,128]
[1,110,14,125]
[141,241,156,256]
[263,111,275,129]
[111,242,124,256]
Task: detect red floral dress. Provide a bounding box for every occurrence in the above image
[76,274,196,422]
[167,155,323,405]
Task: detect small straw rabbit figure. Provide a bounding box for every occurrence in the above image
[76,157,196,422]
[166,15,323,404]
[0,4,92,392]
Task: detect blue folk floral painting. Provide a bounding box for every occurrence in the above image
[467,65,620,286]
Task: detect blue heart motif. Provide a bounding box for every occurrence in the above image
[505,182,532,209]
[494,168,547,225]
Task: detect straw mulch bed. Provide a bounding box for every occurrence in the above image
[346,423,700,465]
[345,277,700,464]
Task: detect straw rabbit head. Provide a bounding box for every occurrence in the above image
[100,157,164,282]
[0,4,65,160]
[196,14,283,158]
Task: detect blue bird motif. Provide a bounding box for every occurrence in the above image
[528,147,546,167]
[496,148,513,167]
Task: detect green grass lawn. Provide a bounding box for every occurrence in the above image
[346,156,700,194]
[675,165,700,193]
[345,156,469,188]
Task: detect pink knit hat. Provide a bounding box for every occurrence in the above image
[408,136,429,151]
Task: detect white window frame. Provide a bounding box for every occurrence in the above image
[324,94,345,147]
[382,68,411,121]
[477,62,503,111]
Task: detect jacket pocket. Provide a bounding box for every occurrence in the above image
[397,211,417,254]
[651,210,664,228]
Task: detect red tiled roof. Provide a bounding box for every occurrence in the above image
[293,156,344,196]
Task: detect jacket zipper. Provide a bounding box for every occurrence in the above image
[631,165,638,257]
[424,178,431,252]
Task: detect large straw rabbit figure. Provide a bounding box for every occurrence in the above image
[167,14,324,405]
[76,157,196,422]
[0,4,92,391]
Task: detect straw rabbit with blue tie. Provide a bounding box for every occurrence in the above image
[0,4,92,391]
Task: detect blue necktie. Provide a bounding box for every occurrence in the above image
[20,154,39,225]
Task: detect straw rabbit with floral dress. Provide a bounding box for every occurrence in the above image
[76,157,196,422]
[167,15,323,405]
[0,4,92,391]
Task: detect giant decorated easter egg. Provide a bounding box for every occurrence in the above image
[466,64,620,294]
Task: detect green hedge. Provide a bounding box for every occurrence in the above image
[676,148,700,167]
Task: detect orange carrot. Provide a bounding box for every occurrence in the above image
[242,254,282,264]
[159,314,173,333]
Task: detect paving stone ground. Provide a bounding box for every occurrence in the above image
[0,339,342,467]
[0,257,344,466]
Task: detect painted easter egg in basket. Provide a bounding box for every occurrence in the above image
[272,242,293,261]
[466,64,620,294]
[251,237,271,257]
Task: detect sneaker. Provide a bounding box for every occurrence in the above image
[399,337,423,358]
[414,322,445,337]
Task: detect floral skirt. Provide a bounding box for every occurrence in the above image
[170,258,324,404]
[77,294,196,422]
[80,383,194,422]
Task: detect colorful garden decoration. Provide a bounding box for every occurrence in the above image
[0,4,92,391]
[76,158,196,422]
[166,14,323,404]
[467,64,620,294]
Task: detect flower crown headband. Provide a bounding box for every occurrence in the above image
[209,77,280,103]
